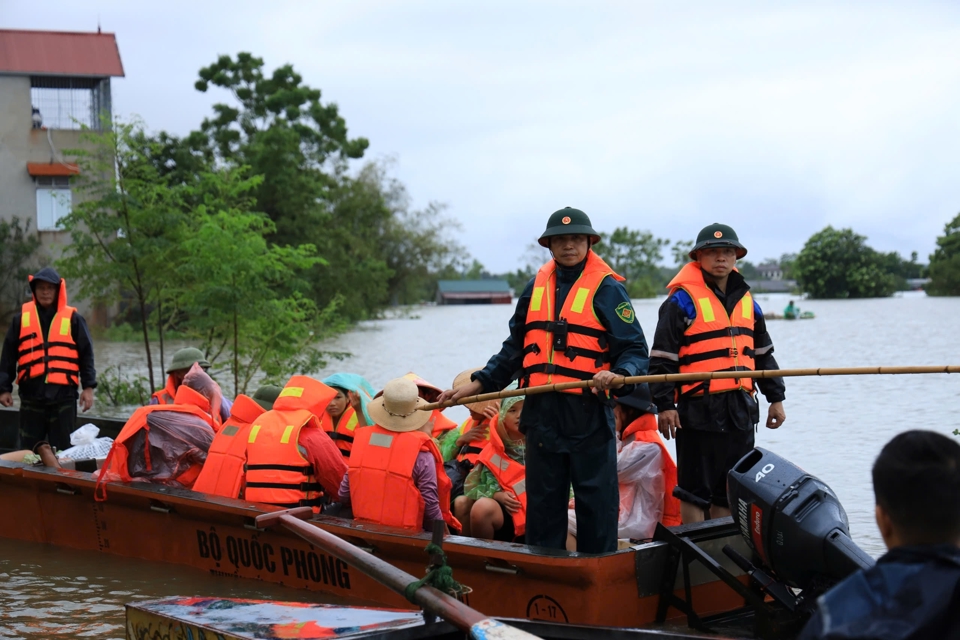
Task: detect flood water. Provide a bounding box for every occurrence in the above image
[2,290,959,638]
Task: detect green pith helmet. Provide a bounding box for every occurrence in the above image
[689,222,748,259]
[538,207,602,247]
[166,347,210,374]
[251,384,282,411]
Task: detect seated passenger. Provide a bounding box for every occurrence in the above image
[437,368,499,465]
[322,373,375,458]
[192,384,279,498]
[339,377,460,533]
[453,391,525,541]
[150,347,232,421]
[401,372,458,438]
[567,385,680,550]
[799,430,960,640]
[243,376,347,509]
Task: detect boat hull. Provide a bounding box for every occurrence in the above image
[0,460,750,629]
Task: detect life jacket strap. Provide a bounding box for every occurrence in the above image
[245,463,313,474]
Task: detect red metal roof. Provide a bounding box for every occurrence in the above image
[27,162,80,176]
[0,29,124,77]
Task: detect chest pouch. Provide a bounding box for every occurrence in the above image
[551,319,569,351]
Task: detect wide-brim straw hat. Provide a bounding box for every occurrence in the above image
[401,372,443,402]
[368,377,432,433]
[453,368,499,414]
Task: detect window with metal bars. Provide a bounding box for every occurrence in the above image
[30,76,108,130]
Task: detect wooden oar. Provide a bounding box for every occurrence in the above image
[420,365,960,411]
[255,508,541,640]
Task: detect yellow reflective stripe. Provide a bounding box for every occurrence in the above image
[742,293,753,319]
[280,425,295,444]
[22,312,31,328]
[279,387,303,398]
[59,317,70,336]
[344,412,359,432]
[248,424,261,443]
[531,287,544,312]
[570,287,590,314]
[697,298,715,323]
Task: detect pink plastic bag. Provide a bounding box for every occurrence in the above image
[182,362,223,427]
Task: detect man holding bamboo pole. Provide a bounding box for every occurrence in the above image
[650,223,786,524]
[438,207,649,553]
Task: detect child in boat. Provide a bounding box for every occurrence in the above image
[437,368,499,464]
[566,385,680,550]
[339,377,459,533]
[454,388,525,541]
[322,373,375,458]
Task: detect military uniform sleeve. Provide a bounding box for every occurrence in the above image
[593,278,649,396]
[72,313,97,390]
[649,294,689,412]
[752,304,785,403]
[0,314,21,394]
[472,278,534,393]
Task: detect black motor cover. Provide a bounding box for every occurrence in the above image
[727,447,874,590]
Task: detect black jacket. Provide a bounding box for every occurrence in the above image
[0,267,97,401]
[798,544,960,640]
[649,268,784,432]
[472,255,650,453]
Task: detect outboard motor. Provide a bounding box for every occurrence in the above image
[727,447,875,591]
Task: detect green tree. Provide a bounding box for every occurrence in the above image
[193,52,368,247]
[594,227,667,298]
[794,226,899,298]
[0,217,42,324]
[58,119,188,390]
[175,168,339,395]
[927,212,960,296]
[671,240,693,267]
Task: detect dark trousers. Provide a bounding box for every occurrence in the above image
[19,398,77,452]
[525,433,618,553]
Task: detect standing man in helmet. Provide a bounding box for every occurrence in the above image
[650,223,786,524]
[0,267,97,452]
[439,207,649,553]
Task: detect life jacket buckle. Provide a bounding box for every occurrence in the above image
[728,347,739,357]
[551,319,569,351]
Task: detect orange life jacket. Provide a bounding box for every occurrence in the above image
[274,375,338,419]
[348,426,460,533]
[244,409,327,509]
[455,416,492,464]
[95,392,216,501]
[328,406,360,458]
[621,415,682,527]
[427,410,458,438]
[475,429,527,537]
[521,250,624,391]
[667,263,755,399]
[191,394,265,498]
[151,375,178,405]
[16,277,79,387]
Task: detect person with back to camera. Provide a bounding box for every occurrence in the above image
[438,207,649,553]
[799,430,960,640]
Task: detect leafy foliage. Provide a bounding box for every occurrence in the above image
[97,365,151,406]
[593,227,667,298]
[0,217,42,324]
[794,226,899,298]
[926,213,960,296]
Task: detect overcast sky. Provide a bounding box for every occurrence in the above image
[5,1,960,272]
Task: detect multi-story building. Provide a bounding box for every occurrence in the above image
[0,28,124,321]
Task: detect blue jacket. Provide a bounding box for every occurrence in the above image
[799,544,960,640]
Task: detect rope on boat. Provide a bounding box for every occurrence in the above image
[403,543,467,603]
[420,365,960,411]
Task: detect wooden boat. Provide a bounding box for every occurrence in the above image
[128,596,737,639]
[0,458,753,631]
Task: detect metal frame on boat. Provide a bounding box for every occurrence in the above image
[0,458,752,630]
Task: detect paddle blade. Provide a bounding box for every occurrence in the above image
[469,618,542,640]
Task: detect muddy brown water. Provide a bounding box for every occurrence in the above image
[2,291,958,638]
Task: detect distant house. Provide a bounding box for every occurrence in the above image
[436,280,512,305]
[757,262,782,280]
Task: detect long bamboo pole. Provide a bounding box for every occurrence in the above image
[420,365,960,411]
